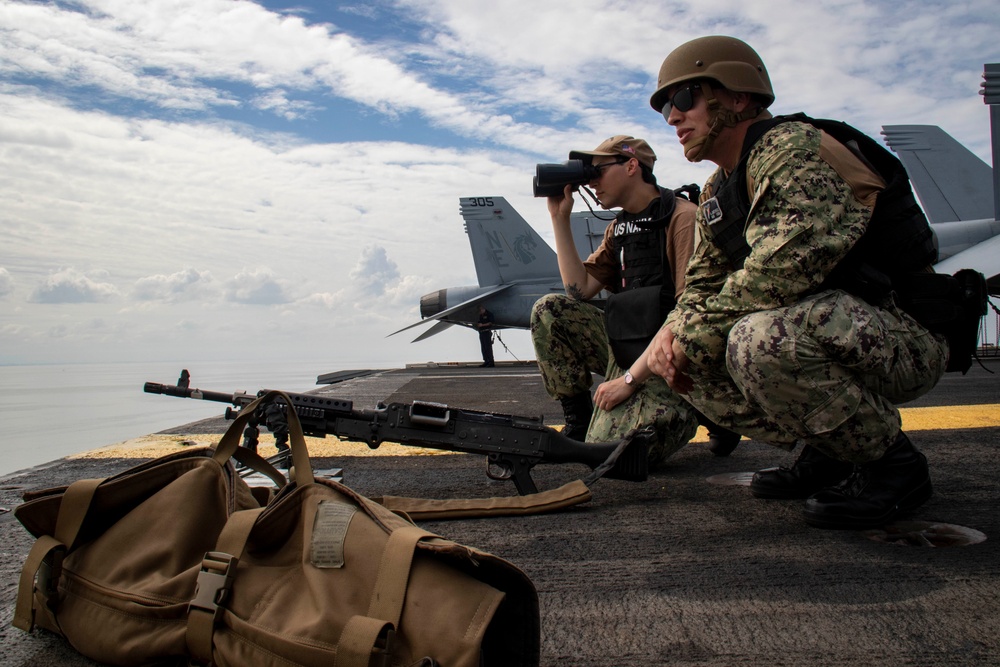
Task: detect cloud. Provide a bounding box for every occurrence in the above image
[0,0,997,368]
[339,5,378,20]
[3,0,995,165]
[0,268,12,297]
[225,268,292,305]
[350,245,400,297]
[132,268,217,302]
[251,90,319,121]
[0,0,643,155]
[29,269,120,304]
[300,247,432,319]
[300,290,347,309]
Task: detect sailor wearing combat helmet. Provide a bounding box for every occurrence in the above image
[531,135,741,467]
[646,36,948,529]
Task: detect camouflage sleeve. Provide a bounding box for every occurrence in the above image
[666,122,873,371]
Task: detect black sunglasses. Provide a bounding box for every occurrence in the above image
[661,83,701,120]
[592,158,628,175]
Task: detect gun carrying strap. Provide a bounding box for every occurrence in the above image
[372,479,592,520]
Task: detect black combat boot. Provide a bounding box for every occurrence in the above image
[694,410,742,457]
[750,445,854,499]
[708,427,742,457]
[559,392,593,441]
[802,432,932,529]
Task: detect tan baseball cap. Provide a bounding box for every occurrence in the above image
[569,135,656,170]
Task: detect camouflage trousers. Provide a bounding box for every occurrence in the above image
[685,289,948,463]
[530,293,698,467]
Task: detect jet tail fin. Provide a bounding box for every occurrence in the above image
[460,196,558,286]
[881,125,994,223]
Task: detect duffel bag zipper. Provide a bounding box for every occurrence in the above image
[60,567,193,608]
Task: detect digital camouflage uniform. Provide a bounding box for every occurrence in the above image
[531,294,698,466]
[666,121,948,463]
[532,197,700,468]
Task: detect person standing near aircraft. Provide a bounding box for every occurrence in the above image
[531,135,741,467]
[646,36,947,528]
[476,305,495,367]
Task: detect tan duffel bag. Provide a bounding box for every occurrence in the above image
[14,391,539,666]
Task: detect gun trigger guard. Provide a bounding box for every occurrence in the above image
[486,455,513,480]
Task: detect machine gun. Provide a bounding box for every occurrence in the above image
[143,371,650,495]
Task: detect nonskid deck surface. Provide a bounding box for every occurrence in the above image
[2,359,999,666]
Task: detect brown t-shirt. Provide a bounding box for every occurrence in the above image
[583,195,697,299]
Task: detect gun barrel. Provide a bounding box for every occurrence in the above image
[143,382,243,405]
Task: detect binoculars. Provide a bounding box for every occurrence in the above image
[532,160,601,197]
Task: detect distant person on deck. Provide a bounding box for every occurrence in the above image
[476,305,495,368]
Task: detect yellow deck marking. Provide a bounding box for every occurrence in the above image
[689,404,1000,442]
[76,404,1000,458]
[897,403,1000,431]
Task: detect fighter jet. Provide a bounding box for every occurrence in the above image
[389,196,613,342]
[881,62,1000,295]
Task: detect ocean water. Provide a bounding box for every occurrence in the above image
[0,360,357,479]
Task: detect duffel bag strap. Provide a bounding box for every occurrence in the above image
[230,446,287,489]
[368,524,433,625]
[333,525,432,667]
[213,390,314,486]
[186,507,265,663]
[13,478,104,632]
[14,535,63,632]
[336,616,395,667]
[54,478,104,547]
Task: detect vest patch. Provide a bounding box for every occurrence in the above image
[701,197,723,227]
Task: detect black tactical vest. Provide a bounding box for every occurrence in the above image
[701,114,937,305]
[607,187,681,312]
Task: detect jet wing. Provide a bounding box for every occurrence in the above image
[409,320,456,343]
[387,284,513,337]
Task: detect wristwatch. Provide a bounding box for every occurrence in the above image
[624,370,636,386]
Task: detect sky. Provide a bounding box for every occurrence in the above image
[1,0,998,371]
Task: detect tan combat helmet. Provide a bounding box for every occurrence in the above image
[650,35,774,113]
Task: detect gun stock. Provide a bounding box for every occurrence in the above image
[144,370,649,495]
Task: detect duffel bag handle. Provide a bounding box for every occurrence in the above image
[212,390,314,486]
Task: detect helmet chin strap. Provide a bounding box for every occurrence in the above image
[683,82,764,163]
